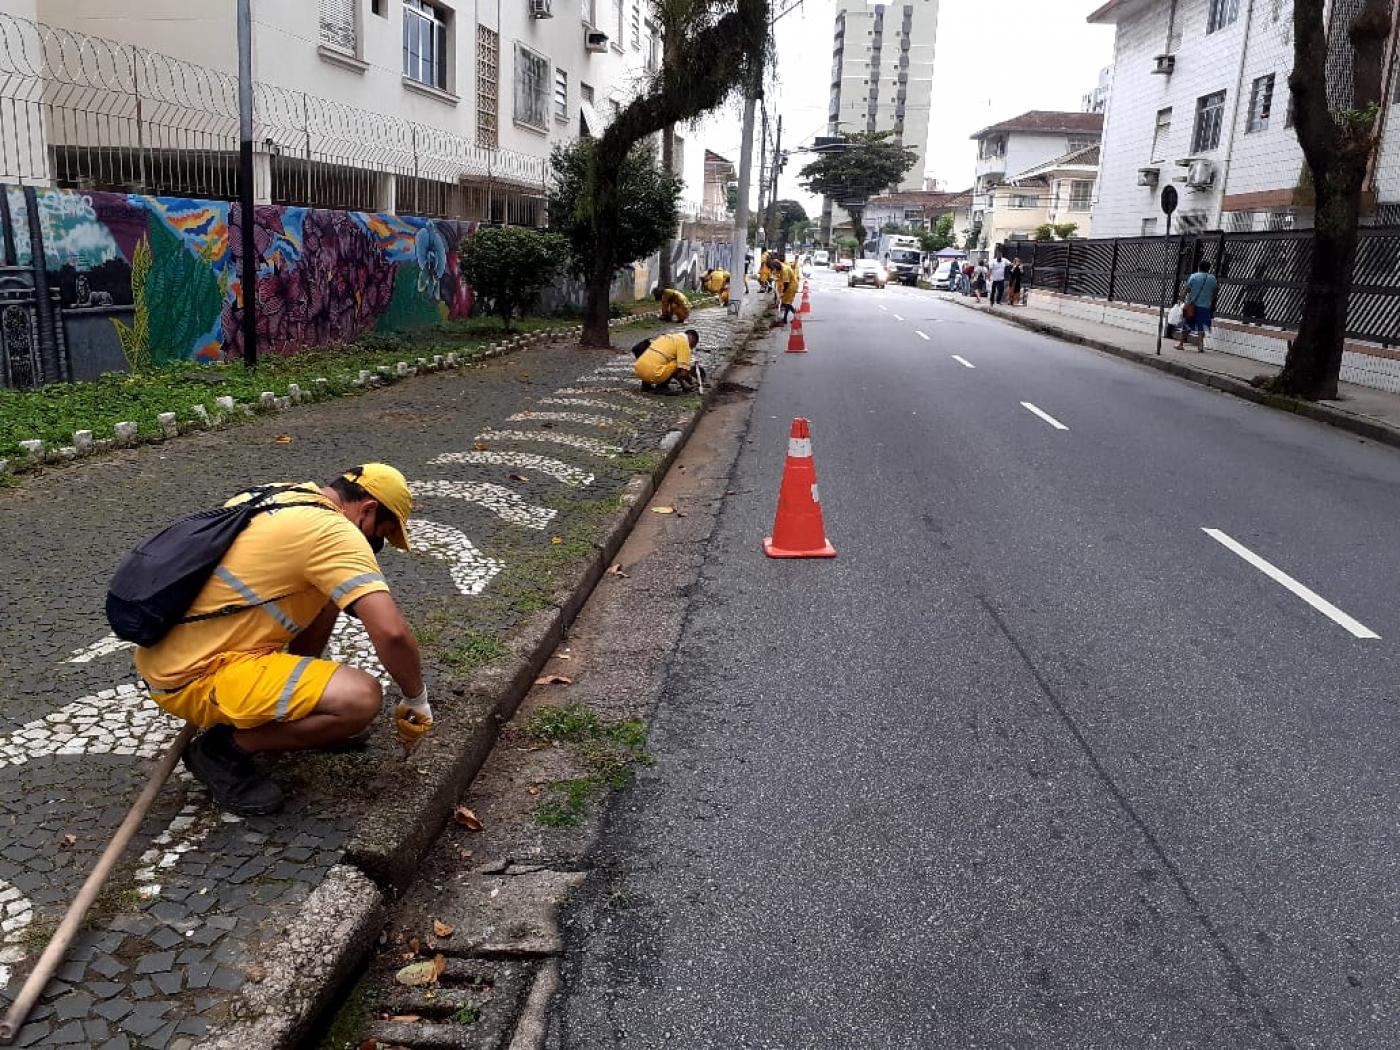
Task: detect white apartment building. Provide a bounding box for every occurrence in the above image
[1088,0,1400,237]
[0,0,723,224]
[969,111,1103,251]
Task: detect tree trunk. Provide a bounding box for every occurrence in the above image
[583,166,621,348]
[658,125,675,292]
[1271,165,1368,398]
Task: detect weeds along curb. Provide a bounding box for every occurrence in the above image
[0,302,726,482]
[961,299,1400,453]
[204,305,768,1050]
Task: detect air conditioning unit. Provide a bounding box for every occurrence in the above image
[1152,53,1176,75]
[529,0,553,17]
[1137,167,1160,187]
[584,28,609,52]
[1186,158,1216,188]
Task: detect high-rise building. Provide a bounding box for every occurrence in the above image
[821,0,939,240]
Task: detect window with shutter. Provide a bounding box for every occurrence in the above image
[631,1,641,49]
[319,0,357,54]
[477,25,499,147]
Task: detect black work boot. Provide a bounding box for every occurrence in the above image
[183,725,284,816]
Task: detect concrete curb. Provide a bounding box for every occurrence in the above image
[959,298,1400,452]
[204,307,771,1049]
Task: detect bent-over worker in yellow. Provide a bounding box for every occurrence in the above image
[134,463,431,816]
[703,267,731,305]
[655,286,691,322]
[632,328,700,393]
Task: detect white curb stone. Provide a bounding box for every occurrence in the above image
[157,412,178,437]
[18,439,42,460]
[215,395,236,413]
[286,383,302,403]
[114,422,138,444]
[73,430,93,451]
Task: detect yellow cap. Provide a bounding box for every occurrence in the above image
[343,463,413,552]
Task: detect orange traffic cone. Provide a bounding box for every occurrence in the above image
[799,290,811,314]
[786,317,806,353]
[765,418,836,559]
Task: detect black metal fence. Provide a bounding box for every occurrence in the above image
[997,228,1400,349]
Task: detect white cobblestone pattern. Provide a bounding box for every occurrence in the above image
[506,411,638,435]
[554,387,656,406]
[536,397,647,415]
[133,802,227,893]
[406,518,505,596]
[409,480,557,530]
[0,878,33,987]
[0,682,182,770]
[328,615,391,689]
[476,429,621,458]
[426,451,595,488]
[66,632,134,663]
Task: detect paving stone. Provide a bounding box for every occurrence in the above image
[128,979,154,998]
[203,915,238,931]
[117,1002,168,1038]
[183,962,216,990]
[134,950,175,975]
[49,1020,87,1044]
[148,1021,180,1045]
[87,954,124,979]
[175,1017,209,1036]
[97,1037,132,1050]
[14,1022,52,1047]
[208,965,246,992]
[84,1018,111,1043]
[148,925,184,950]
[152,970,182,995]
[93,997,134,1022]
[52,991,94,1020]
[175,948,209,966]
[87,981,124,1000]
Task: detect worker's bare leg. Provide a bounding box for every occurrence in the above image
[234,665,381,754]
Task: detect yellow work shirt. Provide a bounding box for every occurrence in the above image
[634,332,693,385]
[775,263,798,304]
[703,270,729,295]
[659,288,690,321]
[133,483,390,691]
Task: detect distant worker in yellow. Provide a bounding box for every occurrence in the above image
[772,256,799,324]
[655,286,691,323]
[631,329,700,394]
[757,251,774,292]
[702,267,731,306]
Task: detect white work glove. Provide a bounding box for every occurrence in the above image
[395,685,433,751]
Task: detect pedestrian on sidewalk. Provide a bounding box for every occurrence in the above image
[988,251,1009,307]
[972,260,989,302]
[1175,259,1218,353]
[959,261,973,296]
[1008,257,1024,306]
[632,329,701,393]
[773,256,799,324]
[132,465,431,816]
[656,285,691,323]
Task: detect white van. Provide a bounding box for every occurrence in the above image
[812,250,830,267]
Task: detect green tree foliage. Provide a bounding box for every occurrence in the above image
[562,0,768,346]
[771,199,808,247]
[459,225,567,330]
[549,139,681,289]
[1053,222,1079,240]
[112,235,152,371]
[796,131,918,249]
[1032,224,1056,242]
[929,214,956,252]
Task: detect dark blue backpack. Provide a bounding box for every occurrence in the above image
[105,486,331,647]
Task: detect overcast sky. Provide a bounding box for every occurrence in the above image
[696,0,1117,217]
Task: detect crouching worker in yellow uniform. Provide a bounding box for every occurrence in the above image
[632,328,700,394]
[702,267,731,305]
[655,286,691,322]
[133,464,430,816]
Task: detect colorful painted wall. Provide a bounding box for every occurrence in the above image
[0,185,476,382]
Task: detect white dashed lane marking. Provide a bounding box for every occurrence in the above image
[1020,401,1069,431]
[409,480,557,530]
[506,411,638,434]
[952,355,975,369]
[1202,528,1380,640]
[428,451,594,488]
[915,331,930,341]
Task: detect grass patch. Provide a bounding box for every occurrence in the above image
[611,451,662,475]
[533,778,592,827]
[0,313,573,461]
[442,634,508,672]
[451,1004,482,1025]
[528,707,651,826]
[528,703,602,742]
[314,977,373,1050]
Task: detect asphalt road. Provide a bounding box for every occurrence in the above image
[549,271,1400,1049]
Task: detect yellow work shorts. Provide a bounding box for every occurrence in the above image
[149,651,340,729]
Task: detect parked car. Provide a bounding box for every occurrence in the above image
[848,260,887,288]
[932,259,959,287]
[812,250,830,267]
[833,257,853,273]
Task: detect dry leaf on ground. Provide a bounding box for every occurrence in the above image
[535,674,573,685]
[59,834,76,848]
[274,434,293,444]
[606,564,630,578]
[432,919,455,938]
[452,805,484,831]
[550,535,563,545]
[651,506,676,515]
[407,937,421,955]
[508,473,529,482]
[473,441,488,451]
[527,785,541,796]
[387,1014,422,1023]
[394,954,445,987]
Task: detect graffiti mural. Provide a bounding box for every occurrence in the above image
[0,185,478,381]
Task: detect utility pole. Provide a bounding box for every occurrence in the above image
[756,103,769,245]
[765,115,783,259]
[728,80,759,317]
[236,0,257,368]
